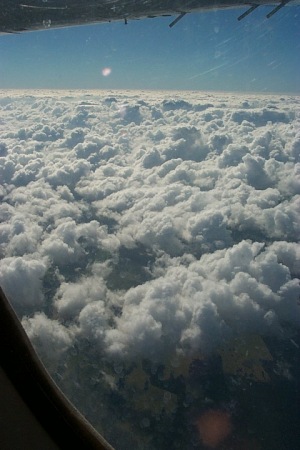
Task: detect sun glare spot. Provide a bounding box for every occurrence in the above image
[102,67,112,77]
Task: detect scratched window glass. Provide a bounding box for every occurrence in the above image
[0,2,299,449]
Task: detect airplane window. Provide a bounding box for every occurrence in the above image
[0,3,299,449]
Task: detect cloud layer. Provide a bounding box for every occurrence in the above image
[0,89,299,448]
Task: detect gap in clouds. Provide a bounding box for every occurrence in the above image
[0,89,299,450]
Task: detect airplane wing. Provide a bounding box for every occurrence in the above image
[0,0,298,34]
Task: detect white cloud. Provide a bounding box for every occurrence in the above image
[0,256,47,315]
[22,312,74,372]
[1,89,298,335]
[55,275,107,321]
[103,238,299,360]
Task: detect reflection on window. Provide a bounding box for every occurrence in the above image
[0,8,299,450]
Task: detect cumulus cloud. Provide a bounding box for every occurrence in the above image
[55,274,108,321]
[22,312,74,372]
[0,256,47,315]
[0,89,299,448]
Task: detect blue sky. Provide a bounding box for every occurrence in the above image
[0,7,299,93]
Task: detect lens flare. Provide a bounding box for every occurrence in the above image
[196,409,233,448]
[102,67,112,77]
